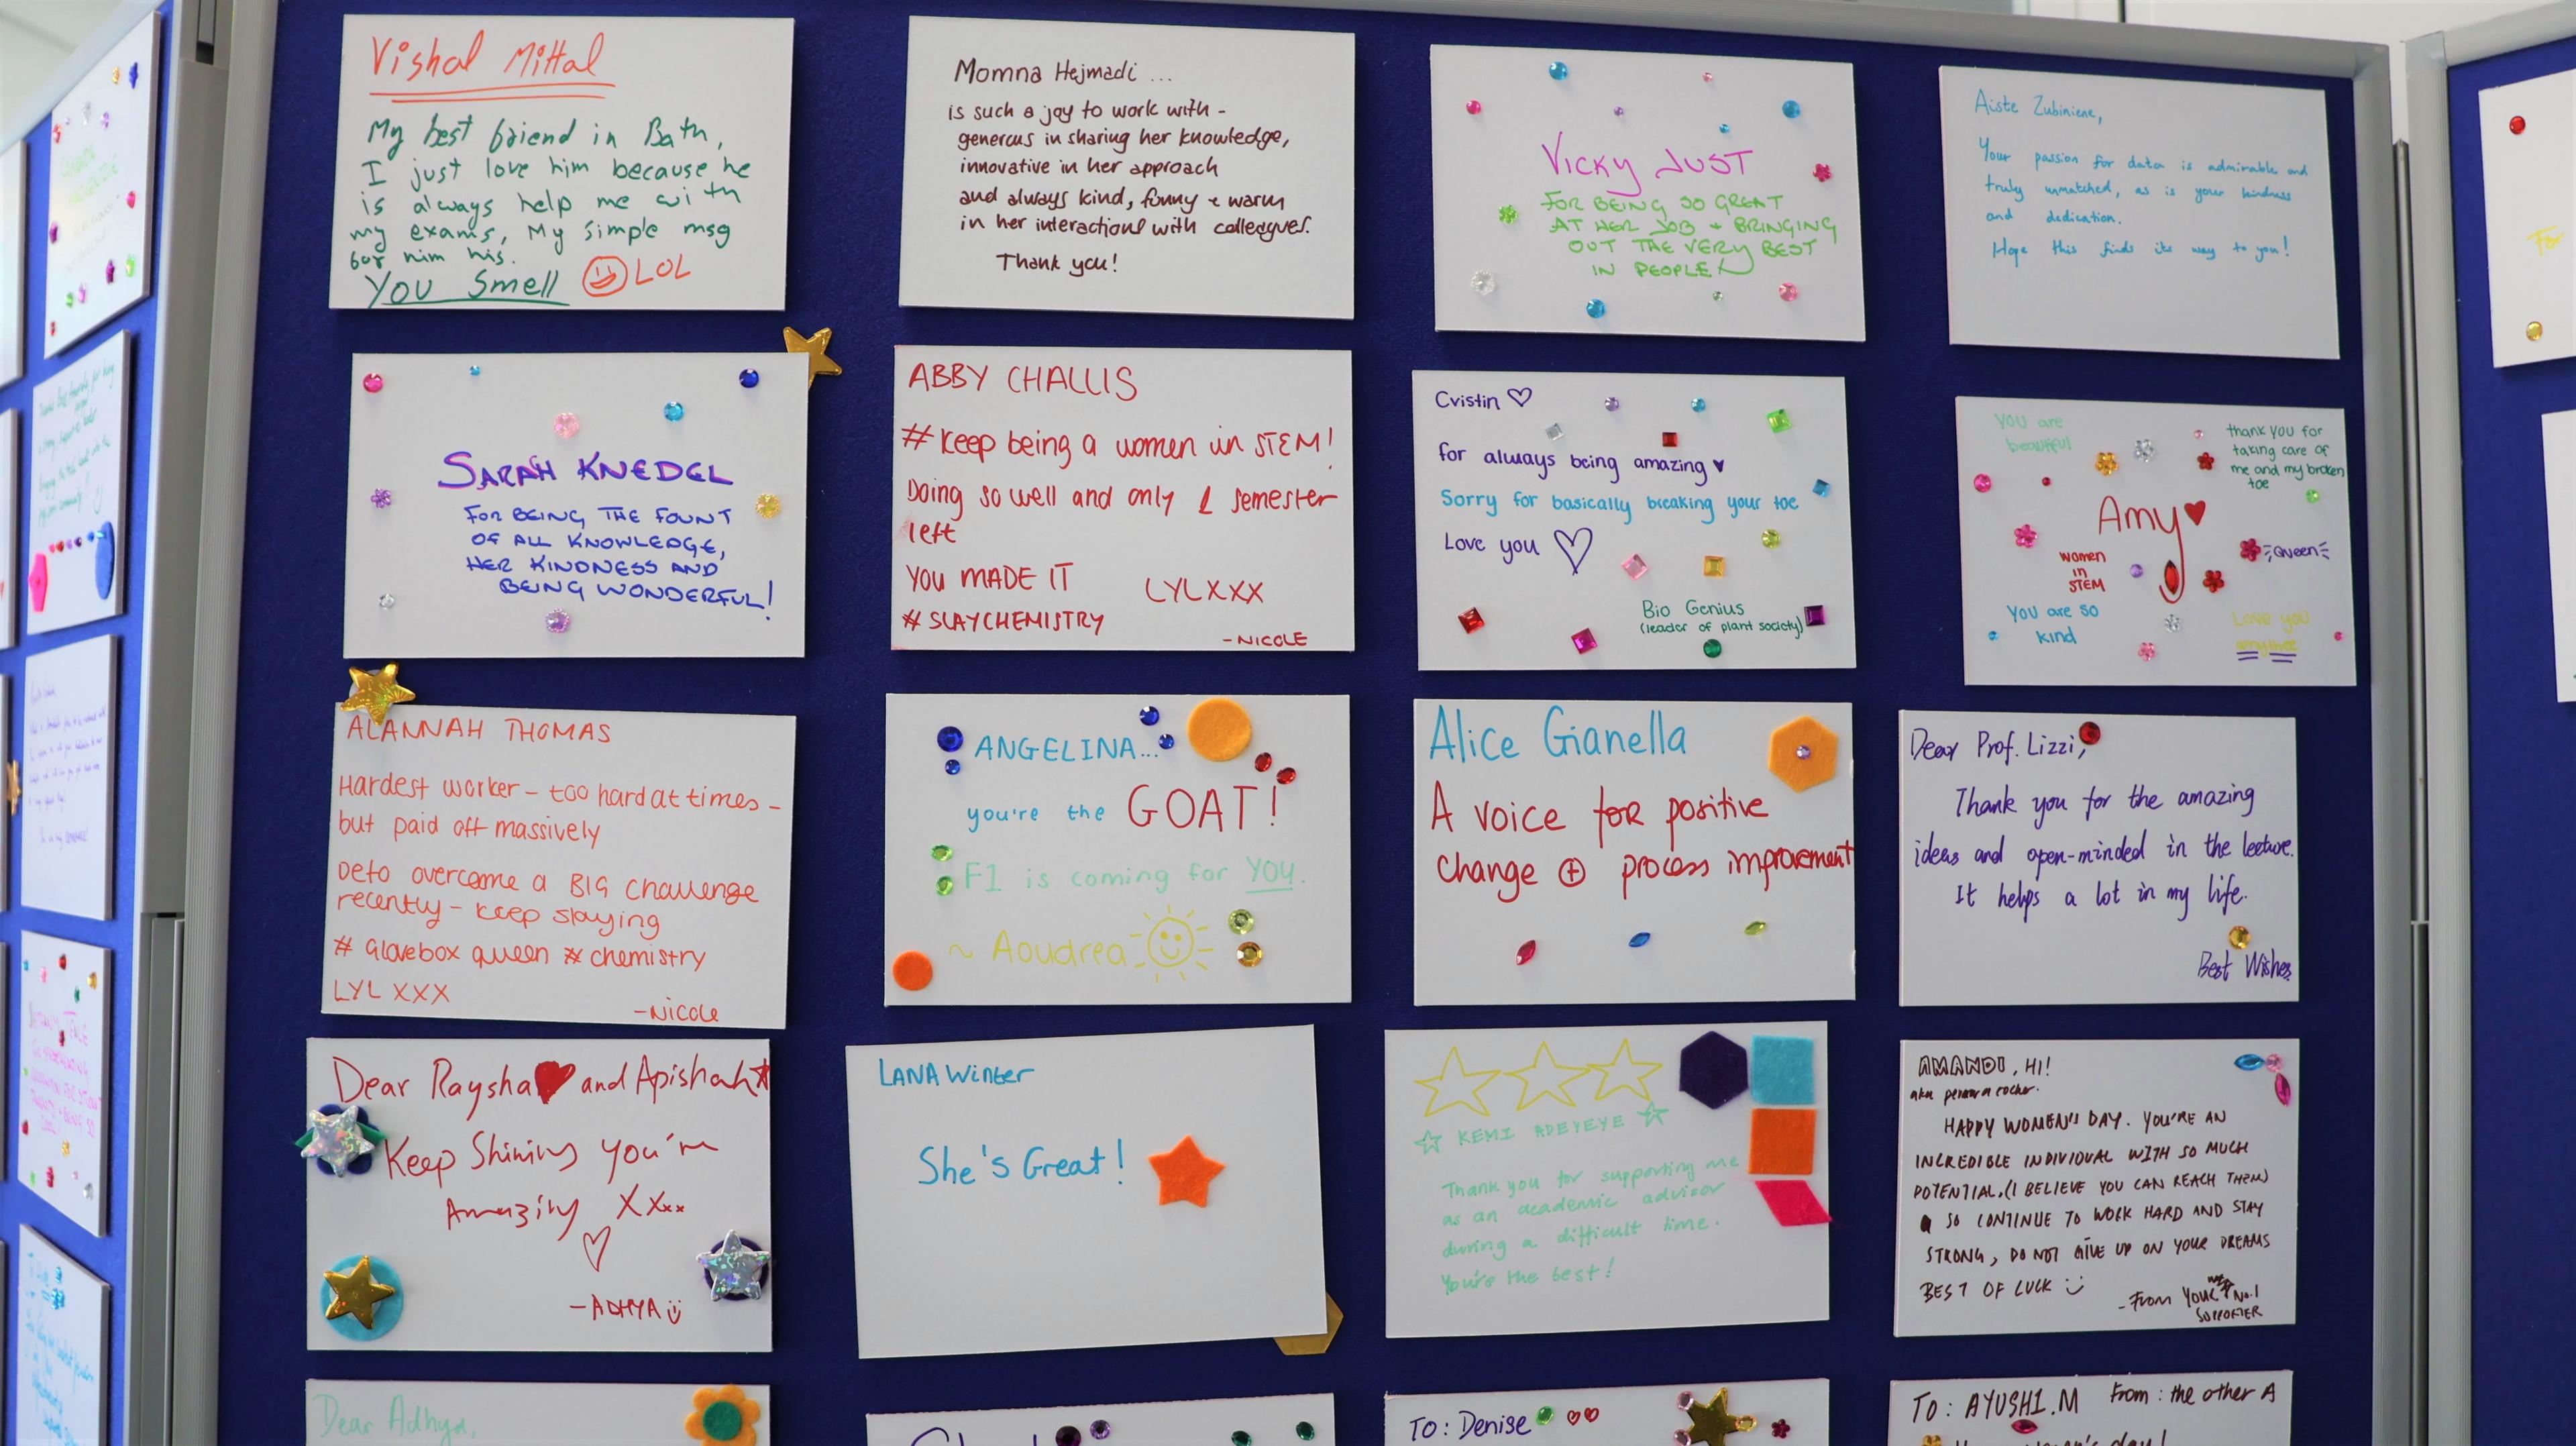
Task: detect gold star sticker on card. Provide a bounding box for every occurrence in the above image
[323,1255,400,1331]
[7,760,19,815]
[1686,1389,1760,1445]
[339,663,415,725]
[783,325,841,387]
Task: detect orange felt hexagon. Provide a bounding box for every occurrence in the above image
[1767,715,1839,792]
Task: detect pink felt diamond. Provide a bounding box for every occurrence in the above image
[1754,1178,1832,1227]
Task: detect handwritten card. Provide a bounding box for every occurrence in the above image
[1413,699,1854,1004]
[0,411,20,648]
[343,352,807,657]
[1385,1022,1829,1339]
[900,15,1354,318]
[324,705,794,1028]
[1900,711,2298,1006]
[882,693,1349,1005]
[307,1037,771,1351]
[28,331,131,635]
[1888,1371,2291,1446]
[2479,72,2576,367]
[892,346,1354,651]
[1957,396,2355,686]
[847,1025,1326,1357]
[1415,371,1854,670]
[2534,409,2576,698]
[18,1229,103,1446]
[19,935,104,1235]
[1431,46,1862,340]
[873,1394,1333,1445]
[1938,67,2337,358]
[23,635,116,921]
[1388,1379,1828,1445]
[1896,1039,2298,1337]
[308,1381,774,1445]
[44,15,156,357]
[330,15,792,310]
[1,144,25,386]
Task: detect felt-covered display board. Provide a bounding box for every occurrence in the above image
[2436,35,2576,1442]
[0,4,174,1437]
[221,3,2381,1440]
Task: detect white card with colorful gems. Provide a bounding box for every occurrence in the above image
[1955,397,2355,686]
[18,1227,104,1446]
[0,146,23,389]
[846,1025,1327,1357]
[330,15,794,311]
[1384,1022,1829,1339]
[1387,1378,1828,1445]
[304,1037,773,1352]
[891,345,1354,652]
[881,693,1349,1005]
[44,13,156,357]
[322,705,796,1029]
[19,934,104,1235]
[1894,1039,2298,1337]
[27,331,131,636]
[1414,371,1854,670]
[343,353,808,658]
[1899,710,2298,1006]
[1412,699,1854,1004]
[873,1394,1334,1446]
[307,1381,773,1445]
[1887,1370,2292,1446]
[1430,46,1863,340]
[2479,72,2576,368]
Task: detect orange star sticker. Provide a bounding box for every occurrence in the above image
[1148,1134,1226,1207]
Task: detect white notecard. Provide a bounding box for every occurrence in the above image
[22,635,116,921]
[1431,45,1863,340]
[0,411,21,648]
[17,1228,104,1446]
[1956,396,2355,686]
[2478,72,2576,368]
[305,1037,773,1351]
[873,1395,1334,1446]
[1412,699,1855,1004]
[1388,1380,1829,1445]
[881,693,1350,1005]
[899,15,1354,319]
[27,331,131,635]
[1895,1039,2298,1337]
[44,15,157,357]
[323,705,794,1027]
[1888,1371,2292,1446]
[1899,710,2298,1006]
[19,935,104,1235]
[1385,1022,1829,1339]
[343,352,807,657]
[1414,371,1856,670]
[330,15,793,310]
[0,144,24,387]
[891,346,1354,651]
[847,1025,1326,1357]
[308,1381,774,1445]
[1939,66,2337,358]
[2535,408,2576,699]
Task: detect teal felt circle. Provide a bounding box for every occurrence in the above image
[700,1400,745,1441]
[317,1254,403,1341]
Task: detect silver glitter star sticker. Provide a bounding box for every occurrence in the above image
[297,1106,382,1177]
[697,1230,771,1301]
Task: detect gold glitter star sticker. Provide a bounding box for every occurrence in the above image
[339,662,415,725]
[323,1255,399,1331]
[783,325,842,387]
[1686,1389,1759,1445]
[7,760,19,815]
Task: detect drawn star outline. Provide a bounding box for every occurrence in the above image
[1416,1046,1501,1118]
[1504,1041,1594,1111]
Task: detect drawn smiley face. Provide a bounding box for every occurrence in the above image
[1131,908,1211,979]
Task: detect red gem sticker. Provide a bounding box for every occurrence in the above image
[2513,115,2529,134]
[2078,721,2102,745]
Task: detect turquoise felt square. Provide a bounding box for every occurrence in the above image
[1749,1035,1815,1106]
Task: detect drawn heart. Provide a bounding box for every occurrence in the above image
[1553,526,1595,576]
[1507,387,1534,409]
[581,1225,612,1272]
[2184,501,2207,525]
[533,1060,576,1103]
[1580,1408,1601,1423]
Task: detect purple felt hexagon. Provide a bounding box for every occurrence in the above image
[1679,1030,1749,1111]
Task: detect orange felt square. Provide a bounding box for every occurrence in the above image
[1748,1108,1816,1175]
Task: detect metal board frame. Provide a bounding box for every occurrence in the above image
[168,1,2420,1439]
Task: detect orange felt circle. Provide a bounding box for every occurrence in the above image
[890,951,934,992]
[1187,697,1254,762]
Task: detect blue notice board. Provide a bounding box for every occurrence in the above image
[222,3,2385,1441]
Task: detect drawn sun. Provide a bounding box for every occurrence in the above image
[1130,907,1214,981]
